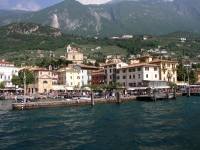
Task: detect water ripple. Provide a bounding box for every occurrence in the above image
[1,97,200,149]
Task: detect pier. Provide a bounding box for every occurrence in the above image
[12,97,136,110]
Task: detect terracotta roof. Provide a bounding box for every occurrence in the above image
[92,69,104,73]
[129,55,153,60]
[74,64,99,70]
[0,61,14,65]
[149,59,178,63]
[30,68,49,71]
[117,63,159,70]
[103,62,121,67]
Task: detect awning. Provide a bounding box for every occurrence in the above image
[16,88,24,91]
[128,87,148,90]
[149,86,170,89]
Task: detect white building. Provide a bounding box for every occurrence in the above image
[116,63,160,87]
[73,64,99,86]
[104,62,128,85]
[0,59,18,90]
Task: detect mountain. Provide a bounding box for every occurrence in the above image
[0,0,200,37]
[0,10,31,18]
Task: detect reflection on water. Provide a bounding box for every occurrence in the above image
[0,97,200,149]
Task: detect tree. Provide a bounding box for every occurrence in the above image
[189,69,198,84]
[11,75,21,93]
[18,69,35,88]
[0,81,5,93]
[177,57,186,81]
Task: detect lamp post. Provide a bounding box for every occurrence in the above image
[184,64,190,97]
[184,64,190,86]
[23,68,26,108]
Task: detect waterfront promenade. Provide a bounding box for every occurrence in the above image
[11,96,136,110]
[10,92,184,110]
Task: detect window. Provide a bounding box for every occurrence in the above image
[129,69,132,72]
[73,55,75,59]
[77,76,80,79]
[110,69,112,73]
[70,76,72,79]
[122,70,126,73]
[117,76,120,79]
[123,76,126,79]
[145,67,149,71]
[146,74,148,78]
[168,64,170,67]
[129,75,131,79]
[40,72,42,75]
[133,75,135,79]
[155,74,157,78]
[110,75,112,79]
[71,82,73,85]
[154,67,157,71]
[133,68,135,72]
[137,67,141,71]
[138,74,140,79]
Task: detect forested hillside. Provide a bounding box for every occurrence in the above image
[1,23,200,67]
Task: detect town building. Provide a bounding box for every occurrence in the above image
[104,62,128,85]
[65,45,83,64]
[28,67,53,94]
[0,59,18,91]
[91,69,105,85]
[130,55,178,83]
[73,64,99,86]
[117,63,159,87]
[57,67,81,88]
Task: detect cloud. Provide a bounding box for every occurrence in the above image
[77,0,111,5]
[12,0,40,11]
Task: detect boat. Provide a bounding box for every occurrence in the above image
[16,95,34,101]
[0,95,5,100]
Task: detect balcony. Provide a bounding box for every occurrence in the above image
[162,66,167,70]
[167,73,172,79]
[172,67,177,71]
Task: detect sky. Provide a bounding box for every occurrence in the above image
[0,0,112,11]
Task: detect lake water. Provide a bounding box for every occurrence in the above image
[0,96,200,150]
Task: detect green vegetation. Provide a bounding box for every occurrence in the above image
[1,23,200,78]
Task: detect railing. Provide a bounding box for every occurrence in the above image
[162,66,167,70]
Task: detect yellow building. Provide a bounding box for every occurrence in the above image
[65,45,83,64]
[149,59,178,83]
[28,68,53,94]
[130,55,178,83]
[57,67,82,87]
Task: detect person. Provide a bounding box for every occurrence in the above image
[15,95,17,103]
[77,97,80,103]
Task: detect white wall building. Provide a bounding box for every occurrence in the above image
[0,60,18,90]
[73,64,99,86]
[116,63,160,87]
[104,62,128,85]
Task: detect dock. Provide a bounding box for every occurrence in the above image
[12,96,136,110]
